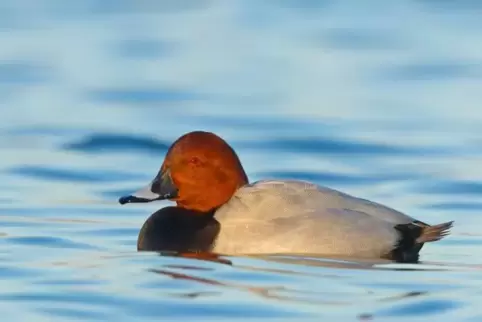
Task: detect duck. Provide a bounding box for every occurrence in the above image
[119,131,453,263]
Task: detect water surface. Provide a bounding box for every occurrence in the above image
[0,1,482,321]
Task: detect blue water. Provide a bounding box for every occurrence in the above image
[1,1,482,321]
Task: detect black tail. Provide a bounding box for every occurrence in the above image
[387,220,454,263]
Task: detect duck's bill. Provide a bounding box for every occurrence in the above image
[118,169,178,205]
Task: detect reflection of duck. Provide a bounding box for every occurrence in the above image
[148,254,429,306]
[119,131,453,263]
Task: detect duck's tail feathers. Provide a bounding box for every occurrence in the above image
[415,221,454,244]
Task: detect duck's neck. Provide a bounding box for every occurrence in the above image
[175,207,216,220]
[138,206,220,252]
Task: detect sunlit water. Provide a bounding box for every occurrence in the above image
[1,1,482,321]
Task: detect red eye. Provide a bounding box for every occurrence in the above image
[189,157,201,165]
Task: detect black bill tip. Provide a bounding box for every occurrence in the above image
[118,193,176,205]
[119,195,151,205]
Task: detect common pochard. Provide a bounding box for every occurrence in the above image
[119,131,453,263]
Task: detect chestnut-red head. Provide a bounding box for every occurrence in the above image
[120,131,249,213]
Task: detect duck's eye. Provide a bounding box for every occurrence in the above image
[189,157,201,166]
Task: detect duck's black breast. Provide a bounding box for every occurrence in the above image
[137,206,220,252]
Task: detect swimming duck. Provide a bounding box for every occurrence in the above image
[119,131,453,262]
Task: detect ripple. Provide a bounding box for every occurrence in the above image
[378,299,462,317]
[63,133,169,154]
[417,180,482,196]
[257,170,416,185]
[444,237,482,246]
[0,61,52,85]
[0,266,44,279]
[242,137,427,156]
[87,0,209,15]
[322,27,402,50]
[34,279,104,286]
[115,39,172,59]
[0,220,51,228]
[5,126,90,136]
[421,202,482,211]
[99,188,142,199]
[8,165,144,183]
[184,114,334,132]
[273,0,332,12]
[6,236,100,250]
[0,290,308,318]
[76,228,138,237]
[0,206,143,217]
[40,308,107,321]
[87,88,200,104]
[416,0,482,12]
[381,61,480,81]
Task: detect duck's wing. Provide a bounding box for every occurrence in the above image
[214,180,399,257]
[214,204,399,258]
[232,179,415,224]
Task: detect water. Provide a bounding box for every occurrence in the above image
[0,1,481,320]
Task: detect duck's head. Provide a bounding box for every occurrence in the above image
[119,131,249,213]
